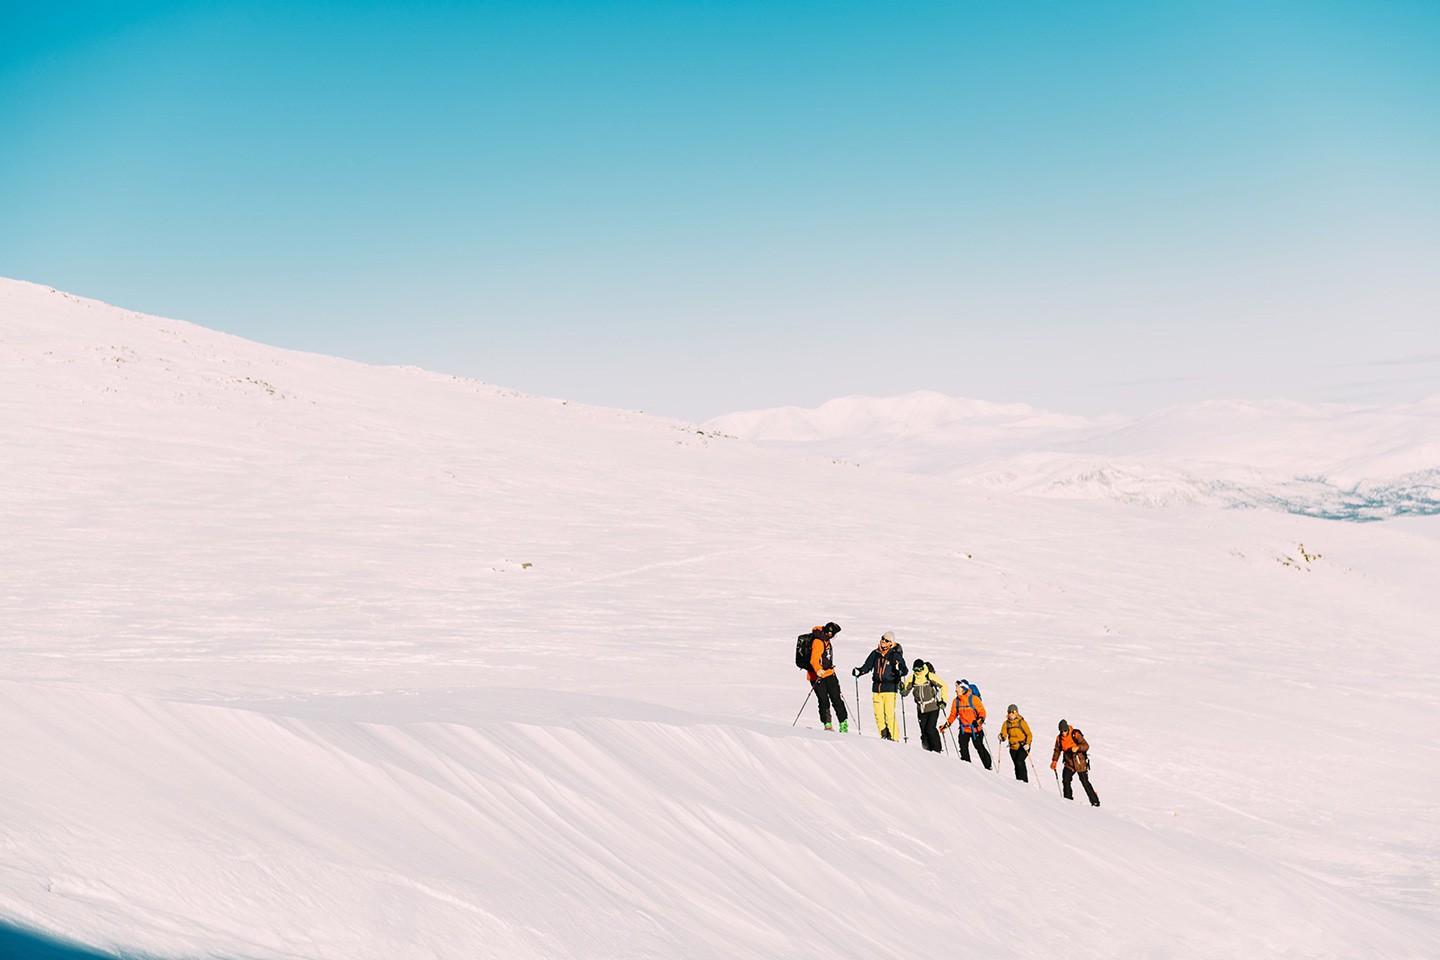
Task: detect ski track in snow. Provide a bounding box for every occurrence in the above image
[2,278,1439,958]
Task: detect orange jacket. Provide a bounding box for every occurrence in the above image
[808,636,836,680]
[942,688,986,734]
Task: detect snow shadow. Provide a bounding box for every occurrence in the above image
[0,922,157,960]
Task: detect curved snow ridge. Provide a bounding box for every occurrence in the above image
[0,277,693,431]
[2,683,1434,960]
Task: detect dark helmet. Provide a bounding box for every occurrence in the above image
[823,621,841,636]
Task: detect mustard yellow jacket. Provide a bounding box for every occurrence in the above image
[999,715,1033,750]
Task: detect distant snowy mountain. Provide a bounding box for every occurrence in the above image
[3,278,1438,958]
[706,390,1440,519]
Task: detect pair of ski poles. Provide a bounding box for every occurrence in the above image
[789,677,862,734]
[789,675,906,743]
[943,724,990,770]
[846,675,902,741]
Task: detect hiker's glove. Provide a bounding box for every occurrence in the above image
[1050,761,1057,770]
[851,667,862,677]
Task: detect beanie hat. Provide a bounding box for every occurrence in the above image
[881,631,895,644]
[1006,704,1017,713]
[1058,719,1070,733]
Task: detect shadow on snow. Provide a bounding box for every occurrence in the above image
[0,922,171,960]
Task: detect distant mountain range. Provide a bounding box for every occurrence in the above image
[706,390,1440,520]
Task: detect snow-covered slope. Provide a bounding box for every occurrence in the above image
[2,278,1438,958]
[706,391,1440,518]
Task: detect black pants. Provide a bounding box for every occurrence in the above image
[958,730,992,769]
[1009,746,1029,781]
[918,708,942,752]
[814,674,848,726]
[1063,766,1100,805]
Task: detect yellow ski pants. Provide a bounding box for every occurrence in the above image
[872,691,898,740]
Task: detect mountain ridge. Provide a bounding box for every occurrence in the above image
[705,389,1440,518]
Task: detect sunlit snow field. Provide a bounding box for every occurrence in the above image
[2,278,1437,958]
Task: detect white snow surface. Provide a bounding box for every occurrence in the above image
[705,391,1440,517]
[2,277,1438,958]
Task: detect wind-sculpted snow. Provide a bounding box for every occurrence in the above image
[2,277,1439,957]
[706,392,1440,519]
[2,683,1434,960]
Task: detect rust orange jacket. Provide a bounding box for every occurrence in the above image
[1051,728,1090,773]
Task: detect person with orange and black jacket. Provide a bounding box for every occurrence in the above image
[803,622,848,732]
[997,704,1033,781]
[1051,719,1100,806]
[940,679,992,769]
[852,632,907,740]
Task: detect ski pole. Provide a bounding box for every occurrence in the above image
[791,685,814,727]
[1053,767,1063,797]
[853,676,862,736]
[900,692,909,743]
[1028,752,1042,788]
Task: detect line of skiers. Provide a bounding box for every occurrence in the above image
[796,621,1100,807]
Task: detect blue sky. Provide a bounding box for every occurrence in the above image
[3,0,1438,420]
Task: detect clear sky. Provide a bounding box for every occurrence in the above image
[3,0,1438,421]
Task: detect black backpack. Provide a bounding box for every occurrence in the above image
[795,634,815,671]
[794,622,841,671]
